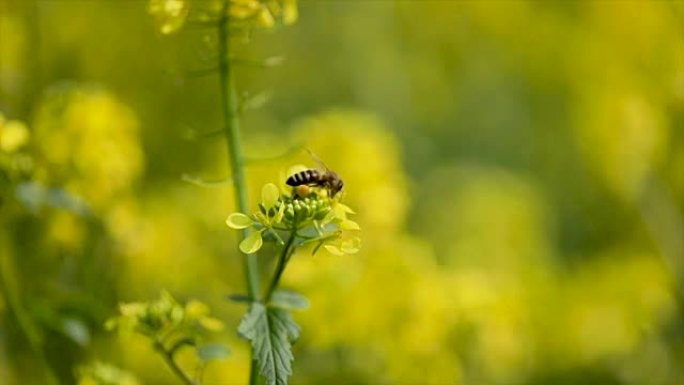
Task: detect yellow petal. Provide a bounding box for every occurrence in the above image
[239,231,263,254]
[185,300,210,317]
[199,317,225,332]
[262,183,280,210]
[226,213,253,229]
[340,219,361,231]
[323,244,344,256]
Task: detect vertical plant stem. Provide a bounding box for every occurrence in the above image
[217,3,261,385]
[218,0,261,302]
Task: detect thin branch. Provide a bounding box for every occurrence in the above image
[154,340,198,385]
[265,230,298,303]
[181,174,234,188]
[244,142,304,164]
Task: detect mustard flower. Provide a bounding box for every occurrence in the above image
[226,182,361,255]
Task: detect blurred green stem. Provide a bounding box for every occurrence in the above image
[0,223,58,385]
[217,2,261,385]
[154,339,197,385]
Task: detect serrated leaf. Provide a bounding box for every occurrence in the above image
[226,213,253,229]
[270,290,309,310]
[198,343,231,362]
[238,303,300,385]
[240,231,263,254]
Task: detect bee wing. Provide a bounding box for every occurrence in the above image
[306,148,331,172]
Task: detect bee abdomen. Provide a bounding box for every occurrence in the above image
[286,169,320,186]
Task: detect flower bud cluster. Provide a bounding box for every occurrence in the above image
[148,0,298,35]
[106,290,224,339]
[227,182,361,255]
[259,194,331,227]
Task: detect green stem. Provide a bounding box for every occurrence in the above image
[154,339,197,385]
[217,3,261,385]
[0,220,59,385]
[218,0,261,302]
[265,231,298,303]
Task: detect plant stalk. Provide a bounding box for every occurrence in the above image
[217,3,261,385]
[265,231,297,303]
[154,340,197,385]
[217,1,261,301]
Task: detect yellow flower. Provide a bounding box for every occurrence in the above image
[0,117,30,153]
[148,0,189,35]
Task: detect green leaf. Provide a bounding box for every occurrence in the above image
[262,183,280,210]
[240,231,263,254]
[61,317,90,346]
[198,343,231,362]
[270,290,309,310]
[226,213,253,229]
[226,293,254,303]
[238,303,300,385]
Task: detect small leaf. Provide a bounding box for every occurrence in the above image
[242,90,273,111]
[227,213,253,229]
[198,344,231,362]
[262,183,280,210]
[238,303,300,385]
[270,290,310,310]
[61,318,90,347]
[240,231,263,254]
[226,293,253,303]
[104,317,118,331]
[182,174,234,188]
[339,220,360,231]
[324,245,345,256]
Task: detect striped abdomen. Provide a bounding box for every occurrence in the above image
[286,169,322,186]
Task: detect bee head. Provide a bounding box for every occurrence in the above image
[330,178,344,197]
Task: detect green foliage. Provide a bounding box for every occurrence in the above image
[197,344,231,363]
[238,303,300,385]
[107,290,224,339]
[270,290,309,310]
[106,291,228,385]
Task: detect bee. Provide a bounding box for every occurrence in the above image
[286,150,344,198]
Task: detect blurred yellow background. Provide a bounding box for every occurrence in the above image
[1,0,683,384]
